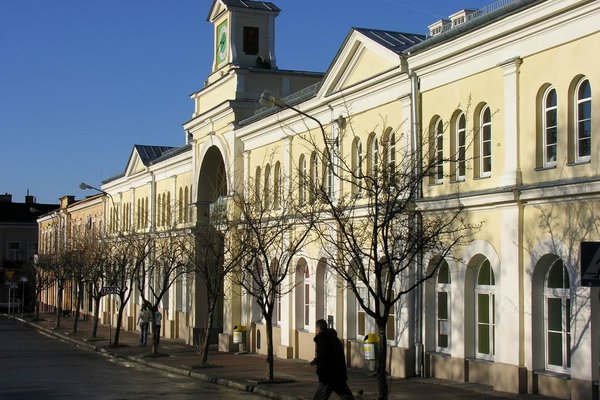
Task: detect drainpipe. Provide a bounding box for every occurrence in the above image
[410,69,424,377]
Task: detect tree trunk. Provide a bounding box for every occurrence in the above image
[91,296,101,338]
[376,320,389,400]
[199,305,215,366]
[72,282,82,334]
[151,310,160,356]
[113,299,127,346]
[265,314,275,381]
[55,286,64,329]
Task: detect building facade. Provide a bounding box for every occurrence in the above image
[38,0,599,398]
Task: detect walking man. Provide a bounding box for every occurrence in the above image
[311,319,355,400]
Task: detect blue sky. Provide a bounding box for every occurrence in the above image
[1,0,491,204]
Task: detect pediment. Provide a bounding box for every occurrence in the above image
[124,150,147,177]
[208,0,227,22]
[318,29,406,98]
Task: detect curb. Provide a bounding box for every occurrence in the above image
[4,314,303,400]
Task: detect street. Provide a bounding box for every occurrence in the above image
[0,317,261,400]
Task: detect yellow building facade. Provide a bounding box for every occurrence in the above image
[84,0,599,398]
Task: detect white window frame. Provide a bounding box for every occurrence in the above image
[353,139,363,195]
[436,261,451,352]
[544,259,571,373]
[479,106,492,177]
[299,155,306,205]
[475,259,495,360]
[387,132,396,176]
[303,266,310,329]
[273,162,281,210]
[264,164,271,210]
[575,78,591,162]
[356,286,367,339]
[434,119,444,183]
[370,136,379,179]
[543,86,558,167]
[456,113,466,181]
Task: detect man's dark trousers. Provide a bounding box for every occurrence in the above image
[313,381,355,400]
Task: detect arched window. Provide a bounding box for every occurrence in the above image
[273,162,281,209]
[476,259,495,359]
[353,138,363,195]
[387,130,396,177]
[322,150,333,199]
[298,154,307,205]
[369,134,379,180]
[543,87,558,166]
[255,166,262,205]
[434,118,444,183]
[309,152,318,202]
[456,113,466,181]
[436,260,451,351]
[184,186,190,223]
[304,265,310,328]
[178,187,184,223]
[480,106,492,177]
[575,78,591,161]
[545,259,571,372]
[264,164,271,209]
[166,192,171,226]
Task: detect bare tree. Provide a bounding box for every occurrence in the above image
[183,203,244,367]
[303,115,478,400]
[26,254,55,320]
[86,231,110,338]
[231,171,318,381]
[136,222,190,356]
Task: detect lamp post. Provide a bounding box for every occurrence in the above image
[258,90,338,149]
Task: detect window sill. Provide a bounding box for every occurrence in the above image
[473,175,491,181]
[428,181,444,186]
[534,369,571,380]
[450,178,466,184]
[567,159,591,166]
[428,350,451,358]
[535,165,557,172]
[466,357,495,365]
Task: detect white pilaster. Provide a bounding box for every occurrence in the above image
[498,57,522,187]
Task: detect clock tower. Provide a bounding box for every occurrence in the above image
[208,0,280,73]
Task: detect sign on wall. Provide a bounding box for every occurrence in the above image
[580,241,600,287]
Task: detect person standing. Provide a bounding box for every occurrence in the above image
[153,308,162,346]
[137,304,151,346]
[311,319,355,400]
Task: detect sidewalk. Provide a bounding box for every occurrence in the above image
[5,312,556,400]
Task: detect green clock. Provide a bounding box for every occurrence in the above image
[216,20,228,65]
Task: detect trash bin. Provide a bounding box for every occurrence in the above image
[233,325,247,354]
[363,333,379,361]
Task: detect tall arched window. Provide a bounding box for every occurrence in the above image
[436,260,451,351]
[184,186,190,223]
[273,162,281,209]
[166,192,171,226]
[476,259,495,359]
[178,187,184,223]
[264,164,271,209]
[255,166,262,205]
[480,106,492,177]
[298,154,307,205]
[434,118,444,183]
[575,78,591,161]
[545,259,571,372]
[543,87,558,166]
[353,138,363,195]
[304,265,310,328]
[456,113,466,181]
[369,134,379,180]
[387,130,396,178]
[309,152,318,203]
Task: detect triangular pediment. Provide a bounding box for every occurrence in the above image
[319,29,423,98]
[208,0,227,22]
[124,149,147,177]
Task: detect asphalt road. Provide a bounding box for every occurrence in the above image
[0,317,262,400]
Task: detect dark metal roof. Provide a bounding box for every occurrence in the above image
[353,28,426,54]
[147,144,192,166]
[219,0,280,12]
[134,145,176,166]
[0,202,58,223]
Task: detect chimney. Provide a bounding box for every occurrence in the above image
[25,195,35,204]
[60,195,76,209]
[0,193,12,203]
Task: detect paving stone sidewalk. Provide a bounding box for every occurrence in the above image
[4,312,558,400]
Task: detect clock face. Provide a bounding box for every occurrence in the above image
[216,20,228,65]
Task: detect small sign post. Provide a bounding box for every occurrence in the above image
[100,287,120,346]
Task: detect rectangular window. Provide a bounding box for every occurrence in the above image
[437,291,449,349]
[243,27,259,55]
[304,282,310,327]
[357,287,366,338]
[7,242,21,261]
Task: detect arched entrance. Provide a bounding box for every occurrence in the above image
[197,146,227,221]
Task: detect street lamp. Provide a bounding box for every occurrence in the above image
[258,90,338,148]
[80,182,115,207]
